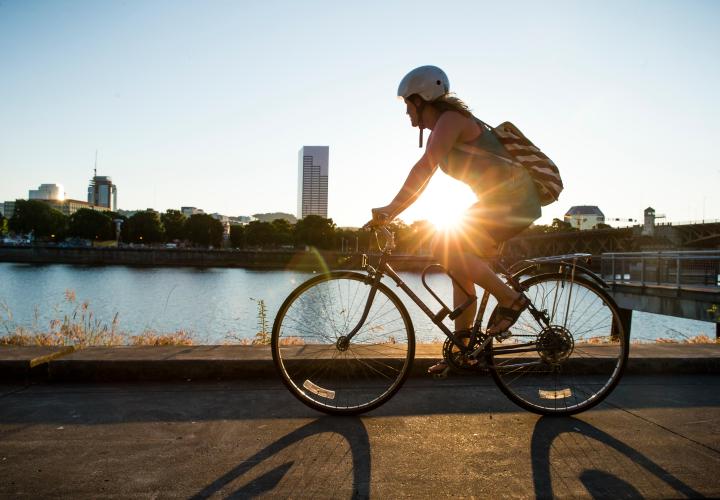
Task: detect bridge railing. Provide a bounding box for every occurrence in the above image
[601,251,720,288]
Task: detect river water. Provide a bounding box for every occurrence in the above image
[0,263,714,344]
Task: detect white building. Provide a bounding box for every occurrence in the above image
[297,146,329,219]
[181,206,205,217]
[29,184,65,201]
[564,206,605,230]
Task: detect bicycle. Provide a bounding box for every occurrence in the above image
[271,226,629,416]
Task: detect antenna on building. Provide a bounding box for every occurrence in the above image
[94,150,98,178]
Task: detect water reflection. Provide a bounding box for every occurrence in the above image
[0,263,713,343]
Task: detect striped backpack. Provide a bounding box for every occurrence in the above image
[490,121,563,206]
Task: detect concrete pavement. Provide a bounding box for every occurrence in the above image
[1,375,719,498]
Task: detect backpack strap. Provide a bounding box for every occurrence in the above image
[474,117,494,132]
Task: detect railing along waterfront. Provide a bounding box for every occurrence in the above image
[601,251,720,289]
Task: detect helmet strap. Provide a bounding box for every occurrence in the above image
[415,98,427,148]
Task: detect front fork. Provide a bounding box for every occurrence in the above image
[340,257,385,346]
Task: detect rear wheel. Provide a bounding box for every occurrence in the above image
[272,271,415,415]
[489,273,628,415]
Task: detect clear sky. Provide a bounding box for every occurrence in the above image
[1,0,718,227]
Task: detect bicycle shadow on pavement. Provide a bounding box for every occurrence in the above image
[531,416,702,498]
[190,416,371,499]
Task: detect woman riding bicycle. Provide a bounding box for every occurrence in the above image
[371,65,542,374]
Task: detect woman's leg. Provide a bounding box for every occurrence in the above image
[452,275,476,331]
[432,227,522,333]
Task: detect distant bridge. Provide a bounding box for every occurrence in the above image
[600,251,720,340]
[503,221,720,260]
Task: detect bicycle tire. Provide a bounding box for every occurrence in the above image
[488,272,628,415]
[272,271,415,415]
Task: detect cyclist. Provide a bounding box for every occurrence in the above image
[370,65,542,374]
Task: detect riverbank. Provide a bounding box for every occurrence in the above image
[0,245,439,271]
[3,344,719,382]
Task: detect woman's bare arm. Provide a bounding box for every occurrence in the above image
[374,112,466,220]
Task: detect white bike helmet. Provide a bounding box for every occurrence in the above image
[397,65,449,102]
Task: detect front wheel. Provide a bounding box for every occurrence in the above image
[489,273,628,415]
[272,271,415,415]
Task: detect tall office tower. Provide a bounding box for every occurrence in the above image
[88,175,117,211]
[297,146,329,219]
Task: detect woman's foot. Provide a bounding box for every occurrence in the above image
[427,359,449,375]
[487,293,530,336]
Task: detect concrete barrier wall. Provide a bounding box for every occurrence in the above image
[0,246,437,271]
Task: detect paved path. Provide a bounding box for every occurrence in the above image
[1,375,719,498]
[4,344,719,382]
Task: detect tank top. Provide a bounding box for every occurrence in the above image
[440,116,517,197]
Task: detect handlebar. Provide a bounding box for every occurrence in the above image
[375,225,396,253]
[365,210,395,253]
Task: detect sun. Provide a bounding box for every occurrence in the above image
[403,175,476,230]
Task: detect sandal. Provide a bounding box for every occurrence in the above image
[487,293,530,337]
[428,359,449,375]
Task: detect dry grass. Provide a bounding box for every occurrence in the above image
[278,336,305,346]
[629,334,718,345]
[0,290,193,347]
[651,334,717,344]
[129,330,194,346]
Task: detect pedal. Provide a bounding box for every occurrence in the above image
[494,330,512,342]
[432,366,450,379]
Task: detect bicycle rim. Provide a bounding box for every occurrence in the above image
[489,273,628,415]
[272,272,415,415]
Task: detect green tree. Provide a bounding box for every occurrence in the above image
[0,213,6,237]
[270,218,294,247]
[294,215,336,249]
[9,200,68,241]
[245,220,274,247]
[67,209,114,241]
[185,213,223,247]
[161,209,187,242]
[123,210,164,244]
[550,218,576,232]
[229,224,245,248]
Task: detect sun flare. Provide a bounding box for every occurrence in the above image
[403,175,476,231]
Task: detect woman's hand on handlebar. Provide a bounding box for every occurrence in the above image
[364,207,392,229]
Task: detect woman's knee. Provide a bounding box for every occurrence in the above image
[431,228,496,264]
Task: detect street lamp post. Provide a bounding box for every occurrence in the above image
[113,219,124,246]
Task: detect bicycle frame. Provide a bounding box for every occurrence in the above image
[344,227,591,360]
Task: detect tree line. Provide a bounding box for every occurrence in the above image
[0,199,585,252]
[0,200,438,252]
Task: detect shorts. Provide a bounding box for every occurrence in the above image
[461,164,542,248]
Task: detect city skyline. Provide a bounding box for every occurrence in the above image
[1,1,718,227]
[2,170,714,229]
